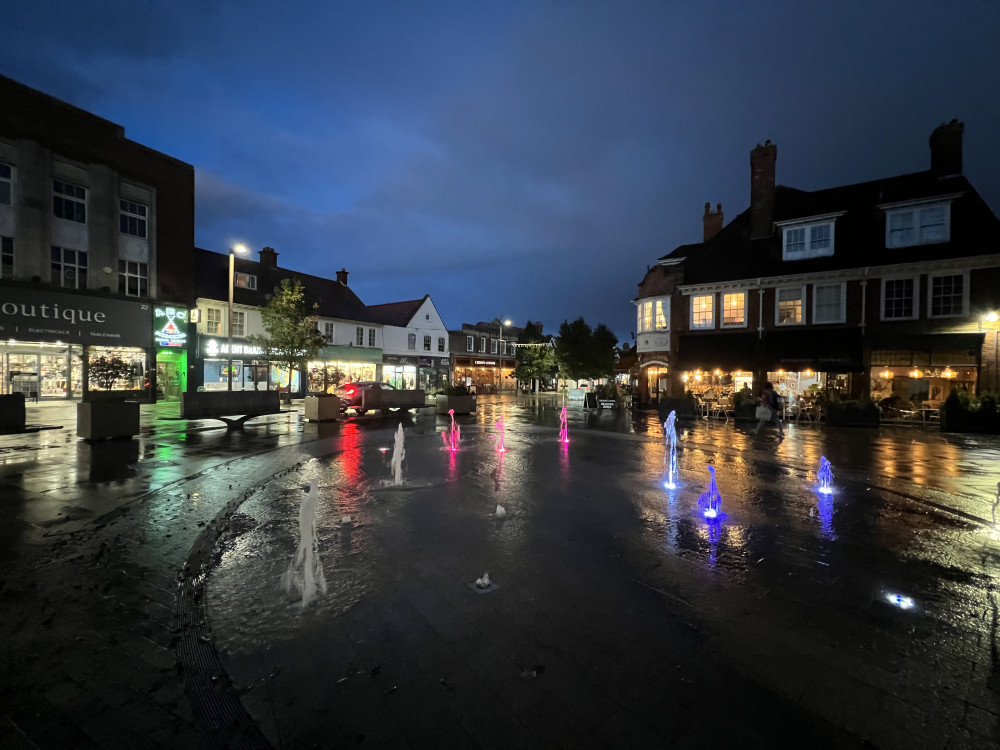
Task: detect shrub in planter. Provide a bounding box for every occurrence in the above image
[940,388,1000,433]
[657,394,697,422]
[824,399,880,427]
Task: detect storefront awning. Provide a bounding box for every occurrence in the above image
[865,332,984,354]
[676,334,757,371]
[315,345,383,363]
[762,329,863,372]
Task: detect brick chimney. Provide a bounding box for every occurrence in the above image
[258,246,279,268]
[336,268,349,285]
[703,202,723,242]
[750,140,777,240]
[930,119,963,177]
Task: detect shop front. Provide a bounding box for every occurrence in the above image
[452,357,512,393]
[0,285,152,400]
[869,336,981,412]
[307,345,382,392]
[198,337,292,392]
[153,305,190,401]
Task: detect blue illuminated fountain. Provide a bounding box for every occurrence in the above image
[662,411,678,489]
[817,456,834,494]
[697,465,722,520]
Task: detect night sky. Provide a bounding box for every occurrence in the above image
[3,1,999,343]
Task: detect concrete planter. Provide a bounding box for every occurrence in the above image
[0,393,27,434]
[304,395,341,422]
[436,394,476,414]
[657,397,697,422]
[77,401,140,441]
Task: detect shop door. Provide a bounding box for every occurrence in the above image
[157,361,181,401]
[6,354,39,400]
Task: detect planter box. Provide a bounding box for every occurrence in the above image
[436,394,476,414]
[825,404,880,428]
[733,402,757,423]
[940,410,1000,434]
[77,401,140,441]
[304,395,341,422]
[0,393,27,434]
[657,398,697,422]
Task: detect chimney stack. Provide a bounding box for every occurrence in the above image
[703,202,724,242]
[258,246,279,268]
[336,268,349,285]
[750,140,777,240]
[930,119,963,177]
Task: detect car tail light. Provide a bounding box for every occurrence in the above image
[345,387,355,395]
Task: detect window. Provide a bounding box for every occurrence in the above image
[882,278,917,320]
[642,301,653,331]
[886,203,950,247]
[0,163,11,205]
[206,308,222,334]
[368,328,375,347]
[929,273,965,318]
[467,335,474,352]
[480,337,487,353]
[234,272,257,290]
[51,246,87,289]
[1,236,12,278]
[438,337,445,352]
[655,300,667,329]
[638,298,669,333]
[232,311,246,337]
[423,335,431,351]
[117,260,148,297]
[813,283,845,324]
[491,339,498,354]
[722,292,746,327]
[323,322,334,344]
[776,287,804,325]
[53,180,86,223]
[782,221,834,260]
[119,199,148,238]
[408,333,416,350]
[691,294,714,329]
[356,326,364,345]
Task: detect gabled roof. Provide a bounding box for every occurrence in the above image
[193,248,374,322]
[659,171,1000,285]
[366,297,428,327]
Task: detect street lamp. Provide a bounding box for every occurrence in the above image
[498,318,512,393]
[228,243,248,391]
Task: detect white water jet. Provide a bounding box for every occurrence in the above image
[281,478,327,606]
[495,504,506,518]
[663,410,678,489]
[391,422,405,485]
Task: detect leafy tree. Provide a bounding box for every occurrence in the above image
[554,317,617,382]
[248,278,326,396]
[513,320,556,389]
[88,354,134,390]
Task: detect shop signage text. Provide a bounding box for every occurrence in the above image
[205,338,264,357]
[473,359,498,366]
[154,307,188,348]
[0,286,151,347]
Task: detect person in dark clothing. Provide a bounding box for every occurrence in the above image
[754,381,784,437]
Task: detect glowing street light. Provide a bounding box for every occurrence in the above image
[228,243,248,391]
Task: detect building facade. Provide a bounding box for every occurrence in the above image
[449,321,521,393]
[367,295,450,392]
[634,121,1000,409]
[0,75,195,402]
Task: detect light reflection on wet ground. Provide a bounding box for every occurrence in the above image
[198,398,1000,747]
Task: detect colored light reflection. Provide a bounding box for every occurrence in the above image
[495,415,506,452]
[886,593,915,610]
[558,406,569,443]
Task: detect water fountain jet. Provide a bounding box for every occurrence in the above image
[391,423,405,485]
[817,456,834,494]
[662,411,678,489]
[698,465,722,520]
[281,478,327,606]
[558,406,569,443]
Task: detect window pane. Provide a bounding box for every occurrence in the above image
[931,274,963,316]
[785,227,805,256]
[722,293,745,325]
[883,278,914,318]
[654,300,667,329]
[692,295,713,327]
[777,288,802,324]
[815,285,842,322]
[810,223,831,249]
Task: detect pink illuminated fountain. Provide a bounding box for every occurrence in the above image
[558,406,569,443]
[442,408,460,451]
[495,414,506,453]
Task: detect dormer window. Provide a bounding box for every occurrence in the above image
[781,220,835,260]
[234,272,257,290]
[886,202,950,247]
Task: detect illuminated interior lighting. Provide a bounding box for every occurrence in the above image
[881,368,892,379]
[909,368,923,378]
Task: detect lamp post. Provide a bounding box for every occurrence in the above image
[497,318,512,393]
[228,244,248,391]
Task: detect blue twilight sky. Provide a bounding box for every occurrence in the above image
[3,1,999,343]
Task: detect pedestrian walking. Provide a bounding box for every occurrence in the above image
[754,381,785,437]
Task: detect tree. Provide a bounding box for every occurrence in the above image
[87,354,134,390]
[554,317,618,382]
[248,278,326,396]
[513,320,556,390]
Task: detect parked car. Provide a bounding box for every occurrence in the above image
[336,381,397,414]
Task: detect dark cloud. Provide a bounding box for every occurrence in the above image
[3,1,999,340]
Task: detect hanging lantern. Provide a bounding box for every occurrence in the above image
[943,367,955,378]
[881,368,893,379]
[909,368,923,378]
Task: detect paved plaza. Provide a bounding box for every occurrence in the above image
[1,396,999,749]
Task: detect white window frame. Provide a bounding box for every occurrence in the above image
[423,335,431,351]
[438,337,445,352]
[51,246,87,289]
[206,307,222,335]
[781,221,835,260]
[368,328,375,347]
[356,326,364,346]
[491,339,498,354]
[480,337,487,353]
[813,282,846,325]
[885,202,951,248]
[466,335,474,352]
[721,291,748,328]
[0,163,11,206]
[927,270,967,319]
[119,199,148,238]
[117,259,148,297]
[232,310,246,337]
[407,333,416,350]
[637,297,670,333]
[775,285,806,326]
[690,294,715,330]
[880,276,919,322]
[52,180,87,223]
[234,271,257,290]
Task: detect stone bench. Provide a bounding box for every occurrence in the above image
[181,391,283,430]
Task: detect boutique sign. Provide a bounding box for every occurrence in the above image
[0,286,151,347]
[154,306,188,348]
